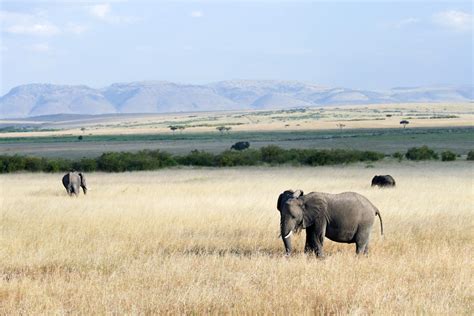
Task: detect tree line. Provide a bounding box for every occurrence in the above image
[0,146,471,173]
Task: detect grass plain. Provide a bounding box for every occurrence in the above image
[1,162,473,314]
[1,102,472,138]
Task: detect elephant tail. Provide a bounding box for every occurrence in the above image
[375,209,384,236]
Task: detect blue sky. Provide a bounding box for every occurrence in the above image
[0,0,472,95]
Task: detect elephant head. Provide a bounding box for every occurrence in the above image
[277,189,304,255]
[78,172,88,194]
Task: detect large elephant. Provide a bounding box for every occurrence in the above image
[371,175,396,187]
[62,172,87,196]
[277,190,383,257]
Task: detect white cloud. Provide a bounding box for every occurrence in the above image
[88,3,138,23]
[394,17,420,29]
[433,10,472,32]
[0,11,60,36]
[89,3,110,19]
[190,11,203,18]
[7,23,59,36]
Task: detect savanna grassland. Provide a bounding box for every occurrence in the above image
[1,102,473,138]
[1,103,472,159]
[1,162,472,314]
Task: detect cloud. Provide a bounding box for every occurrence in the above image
[433,10,472,32]
[190,11,203,18]
[89,3,110,19]
[0,11,60,36]
[394,17,420,29]
[88,3,138,23]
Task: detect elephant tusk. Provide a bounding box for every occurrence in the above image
[284,231,293,239]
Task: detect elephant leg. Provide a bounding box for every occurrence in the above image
[304,225,317,254]
[314,223,327,258]
[355,229,370,256]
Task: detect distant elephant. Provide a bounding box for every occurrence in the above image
[277,190,383,257]
[62,172,87,196]
[231,141,250,151]
[371,175,396,187]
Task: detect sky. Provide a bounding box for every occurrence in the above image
[0,0,472,95]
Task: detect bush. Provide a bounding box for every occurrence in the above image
[260,145,290,165]
[97,150,177,172]
[0,155,26,172]
[405,146,439,161]
[0,147,387,173]
[441,151,456,161]
[177,150,216,166]
[216,149,261,167]
[467,150,474,161]
[74,158,98,172]
[44,158,72,172]
[392,152,404,162]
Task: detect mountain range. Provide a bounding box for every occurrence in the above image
[1,80,472,118]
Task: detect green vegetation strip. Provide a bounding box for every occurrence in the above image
[1,145,471,173]
[1,127,472,144]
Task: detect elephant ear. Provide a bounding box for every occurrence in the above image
[277,190,295,211]
[301,193,329,228]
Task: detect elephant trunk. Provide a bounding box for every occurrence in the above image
[282,233,292,255]
[281,219,294,255]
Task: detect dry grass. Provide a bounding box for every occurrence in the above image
[1,102,472,138]
[1,162,473,314]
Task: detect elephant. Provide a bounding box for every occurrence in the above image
[62,172,87,196]
[277,190,383,257]
[371,175,396,187]
[231,141,250,151]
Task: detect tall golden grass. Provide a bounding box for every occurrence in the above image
[1,162,472,314]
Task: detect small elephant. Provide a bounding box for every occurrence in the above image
[231,141,250,151]
[62,172,87,196]
[371,175,396,187]
[277,190,383,257]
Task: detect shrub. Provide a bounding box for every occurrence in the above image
[467,150,474,161]
[260,145,289,165]
[74,158,98,172]
[441,151,456,161]
[392,152,404,162]
[44,158,73,172]
[178,150,216,166]
[97,150,177,172]
[216,149,261,167]
[405,146,439,161]
[0,155,26,173]
[0,147,387,173]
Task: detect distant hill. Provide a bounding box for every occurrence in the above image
[0,80,472,118]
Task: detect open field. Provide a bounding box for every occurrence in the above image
[0,127,473,159]
[1,102,472,138]
[1,162,473,314]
